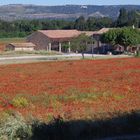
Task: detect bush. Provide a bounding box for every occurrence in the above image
[101,28,140,50]
[0,112,32,140]
[12,97,29,108]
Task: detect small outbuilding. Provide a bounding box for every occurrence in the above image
[6,43,36,51]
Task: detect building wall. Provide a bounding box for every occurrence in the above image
[27,32,50,50]
[15,47,34,51]
[6,44,34,51]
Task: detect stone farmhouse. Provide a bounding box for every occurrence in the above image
[26,30,95,53]
[6,28,114,53]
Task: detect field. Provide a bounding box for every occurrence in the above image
[0,58,140,122]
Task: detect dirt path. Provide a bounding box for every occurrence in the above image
[0,54,132,65]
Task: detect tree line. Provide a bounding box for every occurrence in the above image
[0,8,139,38]
[101,28,140,49]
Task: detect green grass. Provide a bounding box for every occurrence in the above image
[0,38,26,44]
[0,50,61,56]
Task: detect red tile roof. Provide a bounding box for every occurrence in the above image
[31,28,112,42]
[39,30,81,40]
[9,43,36,48]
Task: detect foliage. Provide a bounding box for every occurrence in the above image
[87,17,113,30]
[0,38,25,44]
[62,42,70,52]
[0,16,113,38]
[0,19,73,38]
[101,29,120,45]
[0,112,32,140]
[118,28,140,47]
[71,34,87,52]
[12,97,29,108]
[0,8,139,38]
[101,28,140,49]
[71,33,94,58]
[74,16,87,31]
[116,8,140,28]
[116,8,128,27]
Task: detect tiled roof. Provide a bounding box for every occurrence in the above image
[32,28,112,42]
[39,30,81,39]
[9,43,36,48]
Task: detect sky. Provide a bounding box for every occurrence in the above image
[0,0,140,6]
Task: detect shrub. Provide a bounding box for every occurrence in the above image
[12,97,29,108]
[0,112,32,140]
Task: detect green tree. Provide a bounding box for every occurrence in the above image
[74,16,87,31]
[87,17,113,31]
[71,34,94,59]
[62,42,70,53]
[117,8,128,27]
[118,28,140,48]
[101,28,140,52]
[101,29,120,46]
[127,10,139,27]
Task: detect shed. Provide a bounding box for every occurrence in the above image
[6,43,36,51]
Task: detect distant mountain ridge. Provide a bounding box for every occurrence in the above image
[0,4,140,21]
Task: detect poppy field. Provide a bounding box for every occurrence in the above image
[0,58,140,121]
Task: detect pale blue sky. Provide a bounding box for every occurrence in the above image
[0,0,140,5]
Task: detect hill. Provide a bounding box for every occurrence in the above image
[0,4,140,20]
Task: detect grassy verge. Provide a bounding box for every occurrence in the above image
[0,50,62,56]
[0,38,26,44]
